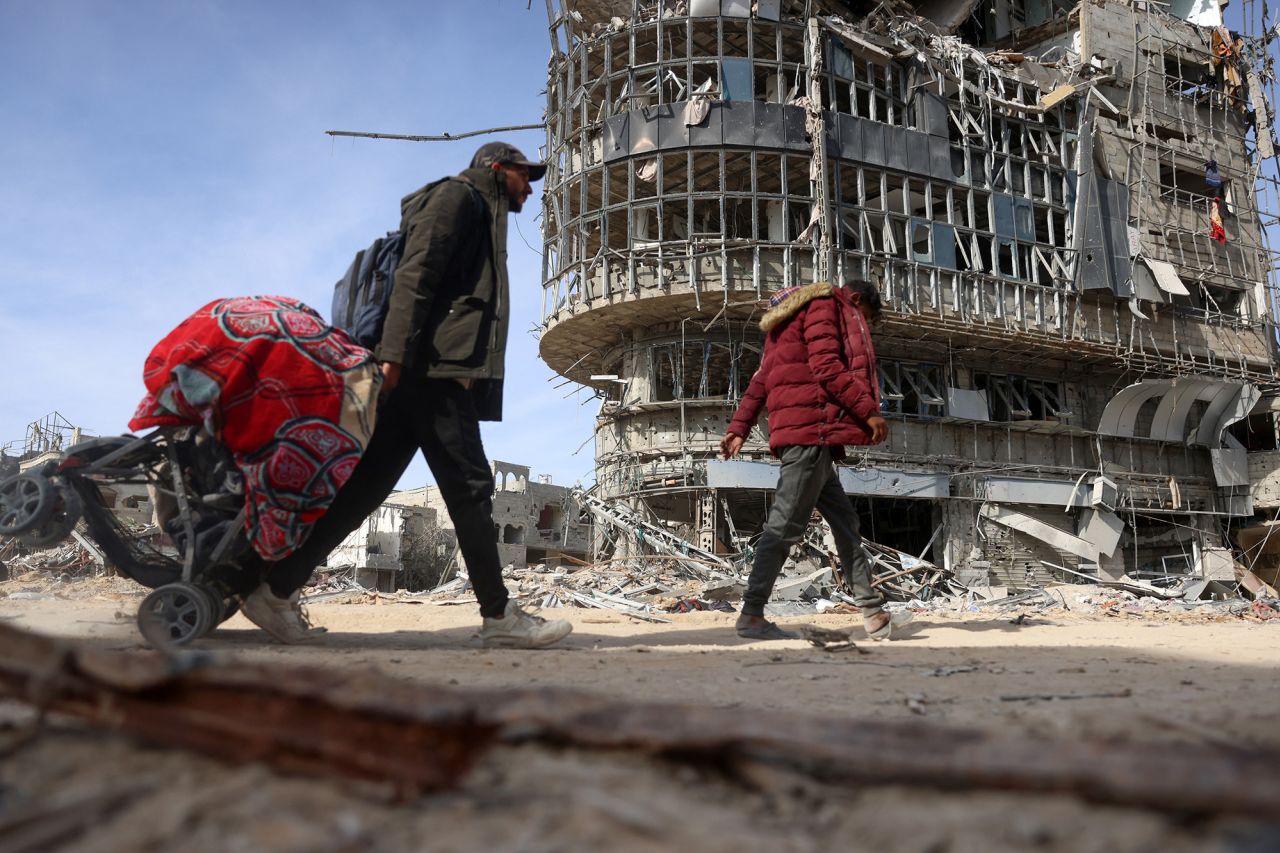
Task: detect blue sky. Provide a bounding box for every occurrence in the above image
[0,1,599,489]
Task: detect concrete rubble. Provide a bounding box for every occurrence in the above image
[295,487,1280,625]
[0,539,99,588]
[4,468,1276,627]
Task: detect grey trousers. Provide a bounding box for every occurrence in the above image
[742,445,885,617]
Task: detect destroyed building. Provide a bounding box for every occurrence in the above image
[537,0,1280,588]
[5,412,85,475]
[325,502,445,592]
[2,413,152,527]
[343,462,592,583]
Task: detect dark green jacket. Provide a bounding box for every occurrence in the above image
[376,166,510,420]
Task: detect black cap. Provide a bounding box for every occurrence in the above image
[470,141,547,181]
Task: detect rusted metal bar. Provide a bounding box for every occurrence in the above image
[324,123,544,143]
[2,623,1279,815]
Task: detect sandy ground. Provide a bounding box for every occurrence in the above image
[2,573,1279,851]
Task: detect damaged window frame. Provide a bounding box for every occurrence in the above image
[648,338,763,404]
[879,360,946,418]
[974,372,1071,422]
[826,36,907,125]
[1157,157,1233,211]
[958,0,1077,47]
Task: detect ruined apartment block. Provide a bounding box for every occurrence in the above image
[538,0,1280,587]
[383,462,592,572]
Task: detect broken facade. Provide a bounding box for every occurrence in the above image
[538,1,1280,588]
[361,461,592,579]
[4,412,86,476]
[326,502,445,591]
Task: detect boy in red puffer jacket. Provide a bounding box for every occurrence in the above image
[722,279,904,641]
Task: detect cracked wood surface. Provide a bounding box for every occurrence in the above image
[1,622,1279,814]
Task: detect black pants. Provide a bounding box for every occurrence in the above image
[742,445,884,618]
[265,377,510,618]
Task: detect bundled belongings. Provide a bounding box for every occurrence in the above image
[131,296,380,559]
[0,296,381,646]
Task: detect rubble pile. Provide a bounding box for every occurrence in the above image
[292,489,1280,623]
[384,535,963,622]
[356,528,1280,625]
[904,582,1280,623]
[0,538,99,584]
[6,497,1270,625]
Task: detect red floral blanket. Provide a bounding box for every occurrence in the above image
[129,296,380,560]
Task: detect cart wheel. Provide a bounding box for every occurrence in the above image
[196,562,245,627]
[17,483,83,548]
[137,582,216,647]
[195,584,225,624]
[206,593,240,627]
[195,585,238,636]
[0,473,54,535]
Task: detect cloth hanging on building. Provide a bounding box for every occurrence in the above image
[1214,26,1234,58]
[1204,158,1223,189]
[1209,199,1228,244]
[1210,27,1247,107]
[129,296,380,561]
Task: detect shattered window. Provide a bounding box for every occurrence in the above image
[651,344,679,402]
[1159,161,1229,208]
[733,343,762,400]
[1227,413,1279,452]
[537,503,564,532]
[963,0,1075,46]
[703,343,733,398]
[691,198,722,236]
[879,360,945,417]
[911,220,932,261]
[1024,378,1070,421]
[976,373,1024,421]
[1159,52,1213,99]
[974,373,1068,422]
[648,341,740,401]
[825,36,905,125]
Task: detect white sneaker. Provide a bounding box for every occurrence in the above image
[480,601,572,649]
[241,583,327,644]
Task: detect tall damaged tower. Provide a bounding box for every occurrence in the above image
[539,0,1280,586]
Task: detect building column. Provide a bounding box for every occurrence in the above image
[697,489,718,555]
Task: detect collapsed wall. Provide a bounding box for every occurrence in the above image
[538,0,1280,587]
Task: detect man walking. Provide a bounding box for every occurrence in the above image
[721,279,901,641]
[241,142,572,649]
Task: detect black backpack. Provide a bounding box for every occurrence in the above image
[331,230,406,350]
[331,176,482,351]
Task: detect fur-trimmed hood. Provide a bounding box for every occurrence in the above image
[760,282,835,333]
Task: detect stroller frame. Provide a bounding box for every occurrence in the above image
[0,428,259,646]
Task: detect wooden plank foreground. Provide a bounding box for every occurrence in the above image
[0,623,1277,813]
